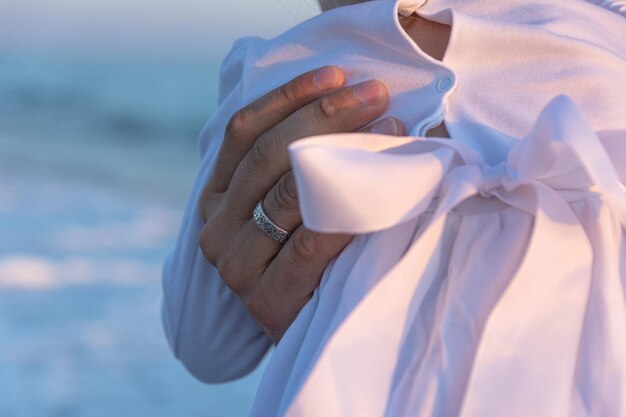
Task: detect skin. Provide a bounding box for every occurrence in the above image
[199,68,404,343]
[199,0,451,344]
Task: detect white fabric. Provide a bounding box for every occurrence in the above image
[161,0,626,415]
[285,96,626,417]
[586,0,626,16]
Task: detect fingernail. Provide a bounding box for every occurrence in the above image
[353,80,384,106]
[370,117,399,135]
[313,66,340,90]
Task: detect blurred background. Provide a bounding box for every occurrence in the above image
[0,1,317,415]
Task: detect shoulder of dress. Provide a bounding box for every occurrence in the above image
[218,36,262,106]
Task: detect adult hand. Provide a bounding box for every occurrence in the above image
[199,66,405,343]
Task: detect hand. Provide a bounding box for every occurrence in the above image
[199,66,405,343]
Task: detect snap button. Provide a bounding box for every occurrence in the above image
[435,76,454,93]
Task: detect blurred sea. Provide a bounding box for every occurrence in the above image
[0,51,266,417]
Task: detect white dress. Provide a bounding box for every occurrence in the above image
[161,0,626,416]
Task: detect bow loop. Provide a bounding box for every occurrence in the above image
[288,96,625,234]
[289,134,457,234]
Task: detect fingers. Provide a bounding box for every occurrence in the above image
[208,66,345,193]
[269,227,352,298]
[260,171,302,233]
[248,227,353,342]
[224,171,302,280]
[361,116,406,136]
[226,79,389,217]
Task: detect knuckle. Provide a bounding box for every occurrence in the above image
[199,216,241,290]
[317,95,338,119]
[275,81,299,104]
[215,248,243,293]
[248,136,279,169]
[270,173,299,212]
[224,109,249,140]
[291,228,319,264]
[276,71,314,104]
[199,224,219,265]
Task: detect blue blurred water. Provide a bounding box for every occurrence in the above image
[0,52,267,417]
[0,51,220,199]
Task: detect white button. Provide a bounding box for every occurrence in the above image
[435,76,454,93]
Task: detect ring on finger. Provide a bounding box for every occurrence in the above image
[253,200,294,243]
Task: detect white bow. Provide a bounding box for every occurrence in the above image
[284,96,626,417]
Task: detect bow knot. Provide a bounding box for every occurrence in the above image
[478,162,510,198]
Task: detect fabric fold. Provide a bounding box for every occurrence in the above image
[284,96,625,417]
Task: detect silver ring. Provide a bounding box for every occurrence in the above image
[252,200,293,243]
